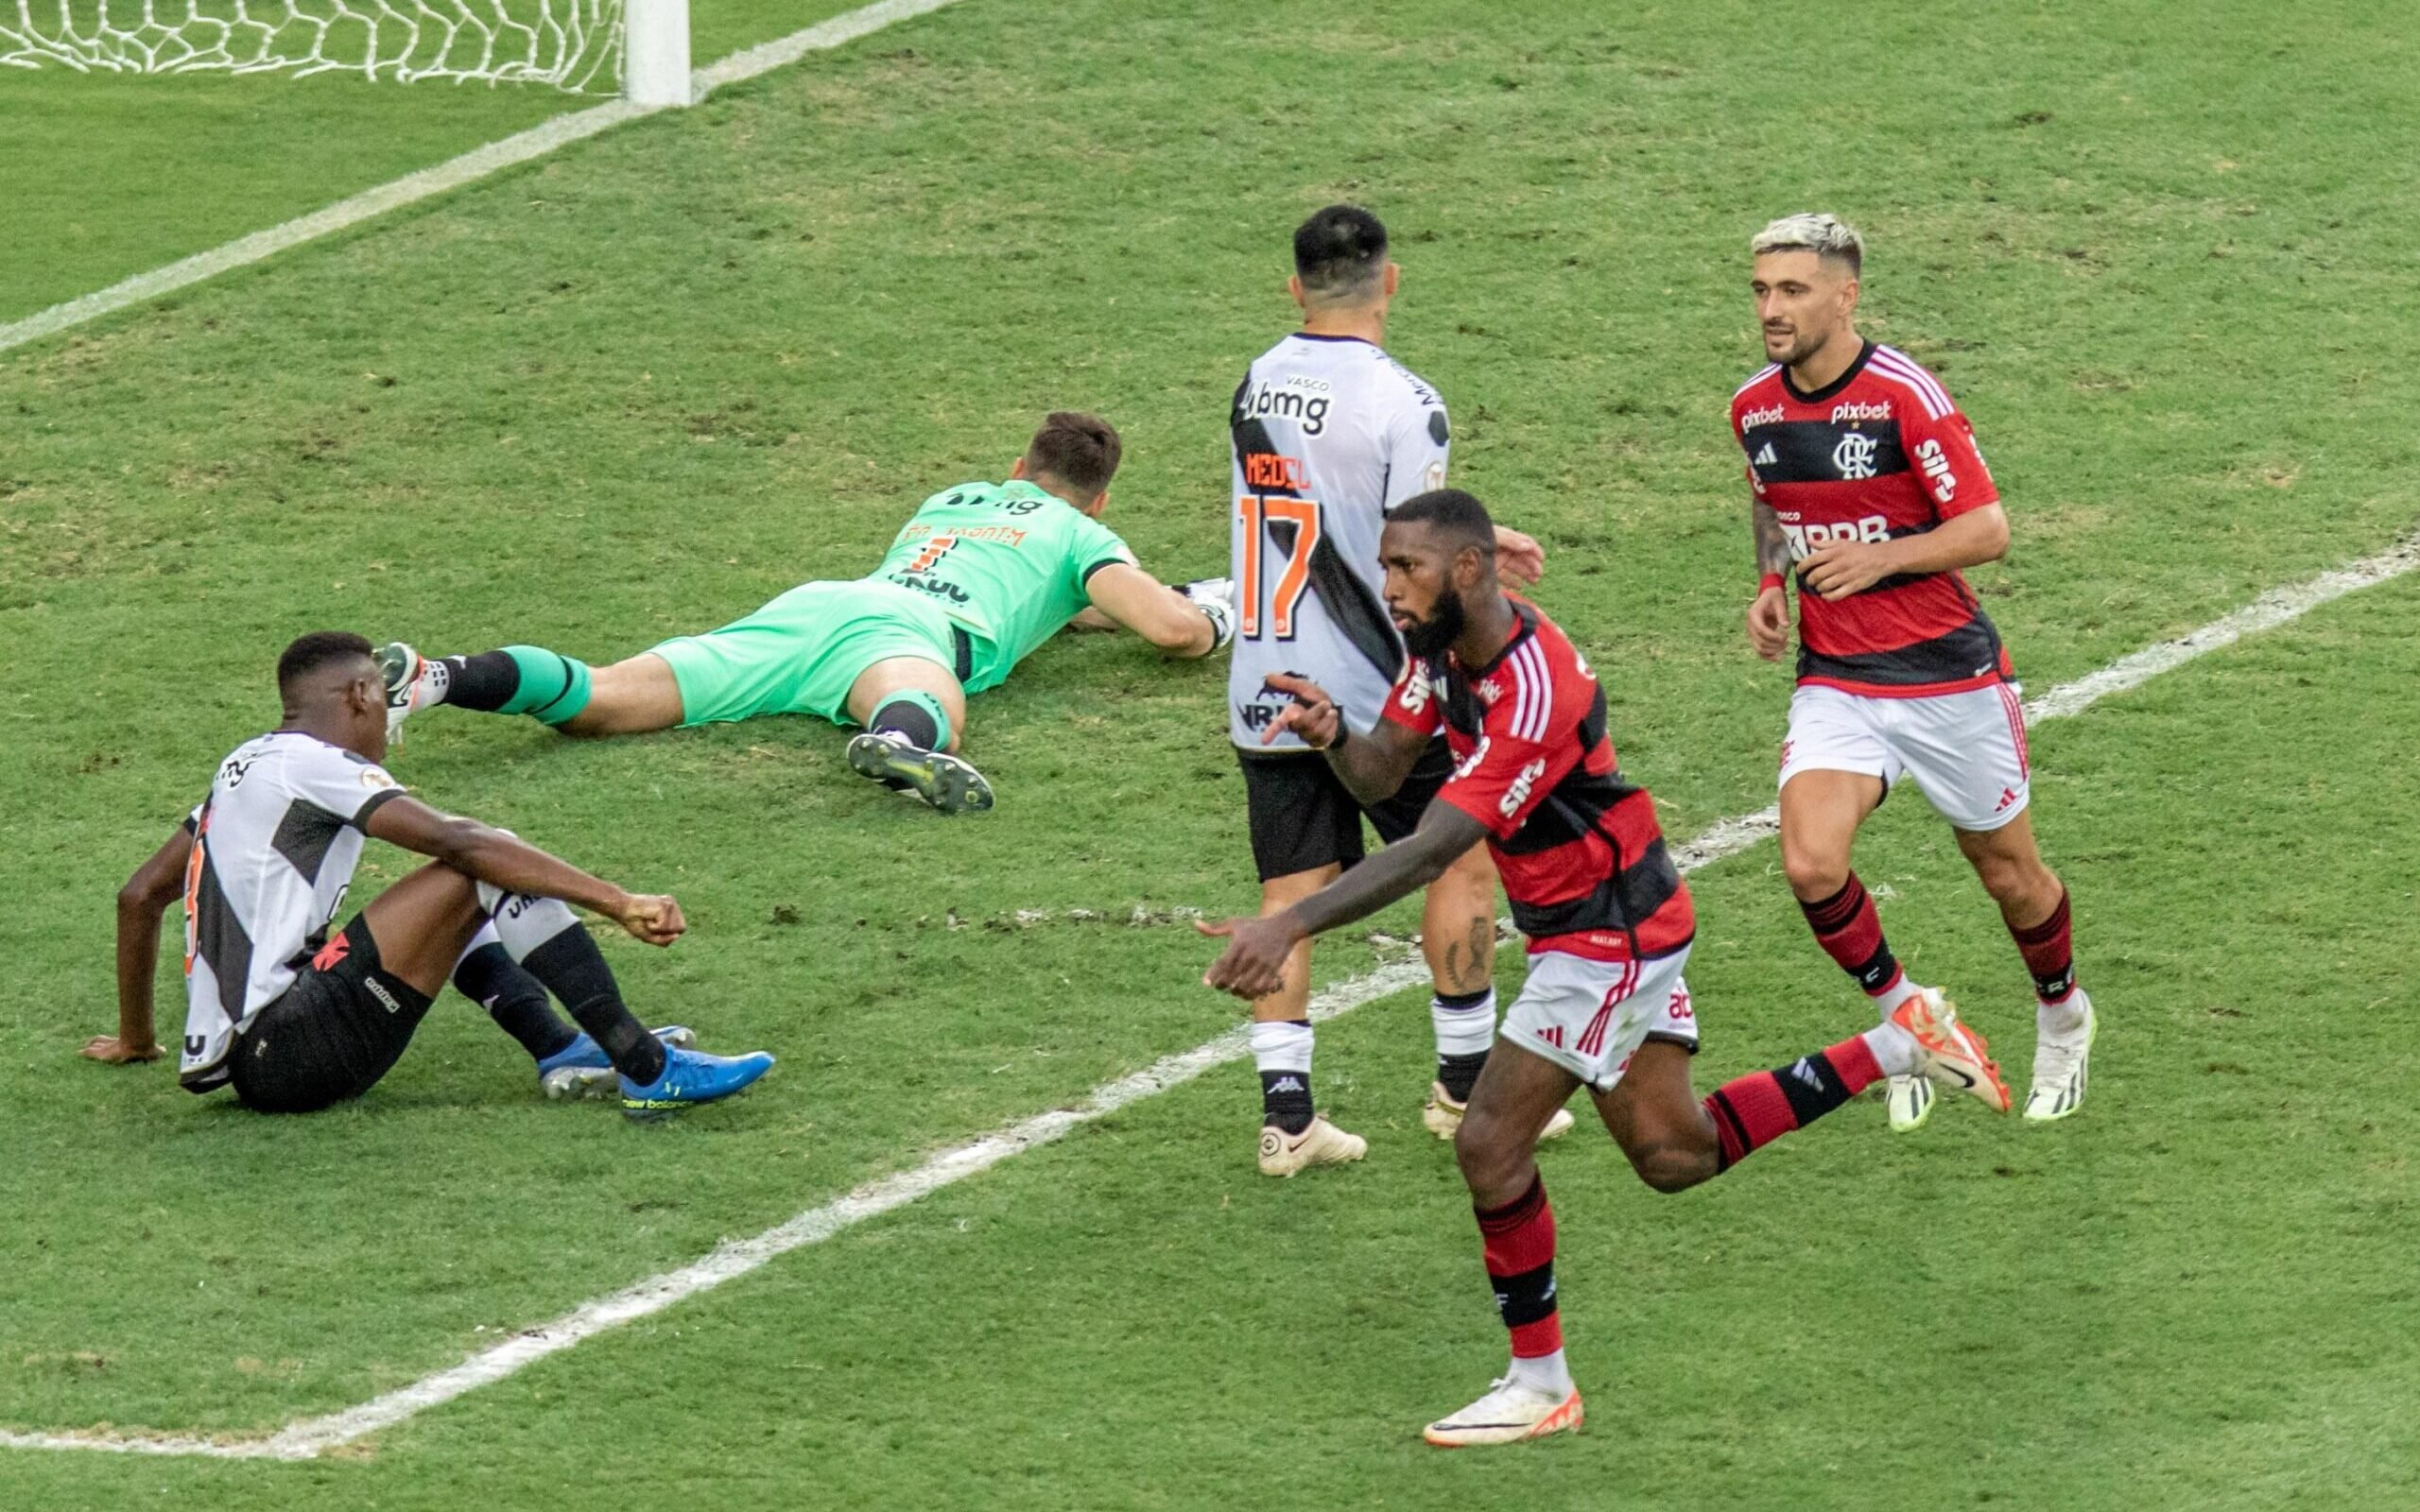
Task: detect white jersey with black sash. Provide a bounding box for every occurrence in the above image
[178,731,407,1091]
[1227,332,1451,748]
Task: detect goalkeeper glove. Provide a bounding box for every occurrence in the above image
[1181,577,1237,653]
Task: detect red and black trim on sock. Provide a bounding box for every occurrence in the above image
[1477,1172,1561,1359]
[2010,887,2077,1004]
[1799,873,1903,996]
[1703,1036,1885,1173]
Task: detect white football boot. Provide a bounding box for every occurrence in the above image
[1256,1116,1367,1177]
[1888,988,2012,1113]
[1884,1073,1935,1133]
[2025,988,2096,1123]
[1422,1376,1584,1448]
[375,641,445,745]
[1421,1083,1576,1143]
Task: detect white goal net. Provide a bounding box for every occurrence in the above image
[1,0,627,91]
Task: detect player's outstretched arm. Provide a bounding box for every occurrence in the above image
[1258,672,1426,806]
[1201,801,1491,1000]
[1798,503,2010,602]
[1080,562,1229,659]
[363,796,684,946]
[91,823,192,1064]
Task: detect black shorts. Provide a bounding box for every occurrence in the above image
[229,915,435,1114]
[1236,737,1456,883]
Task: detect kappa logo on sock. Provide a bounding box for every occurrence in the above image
[1266,1075,1306,1094]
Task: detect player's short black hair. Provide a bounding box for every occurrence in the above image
[1293,204,1389,303]
[1389,489,1496,558]
[277,630,377,697]
[1025,410,1123,497]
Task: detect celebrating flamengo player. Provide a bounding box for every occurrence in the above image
[380,414,1233,815]
[93,633,773,1118]
[1226,205,1550,1177]
[1201,490,2009,1445]
[1733,213,2093,1126]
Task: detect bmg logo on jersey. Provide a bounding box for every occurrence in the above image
[1240,377,1332,437]
[1782,515,1891,557]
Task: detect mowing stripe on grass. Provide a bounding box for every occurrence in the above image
[4,525,2413,1460]
[0,0,968,359]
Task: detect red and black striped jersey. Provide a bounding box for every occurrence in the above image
[1382,598,1694,963]
[1731,341,2013,697]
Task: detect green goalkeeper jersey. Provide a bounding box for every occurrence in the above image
[868,479,1137,688]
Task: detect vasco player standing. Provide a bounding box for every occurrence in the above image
[1733,214,2093,1127]
[1227,205,1550,1176]
[1201,490,2009,1445]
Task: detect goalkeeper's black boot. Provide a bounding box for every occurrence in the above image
[846,730,995,815]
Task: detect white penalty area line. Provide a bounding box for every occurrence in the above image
[0,0,969,359]
[7,526,2415,1462]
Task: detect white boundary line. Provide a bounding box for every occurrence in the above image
[6,526,2413,1460]
[0,0,968,359]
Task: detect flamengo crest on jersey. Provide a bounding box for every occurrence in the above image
[177,731,408,1091]
[1733,341,2014,696]
[1383,600,1695,962]
[1229,333,1450,748]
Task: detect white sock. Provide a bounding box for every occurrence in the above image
[1869,972,1925,1015]
[1430,988,1497,1059]
[1863,1021,1921,1078]
[1249,1018,1313,1074]
[2038,989,2088,1038]
[1507,1349,1574,1398]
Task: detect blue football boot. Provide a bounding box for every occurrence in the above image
[538,1024,697,1101]
[621,1045,776,1120]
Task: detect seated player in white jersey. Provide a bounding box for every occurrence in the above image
[1734,213,2092,1127]
[1224,204,1551,1176]
[1201,490,2009,1447]
[91,632,774,1118]
[378,414,1233,815]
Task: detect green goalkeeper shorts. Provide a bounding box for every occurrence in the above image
[649,580,977,729]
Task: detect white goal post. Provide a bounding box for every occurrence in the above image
[1,0,693,101]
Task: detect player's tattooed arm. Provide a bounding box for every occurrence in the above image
[1201,803,1493,1000]
[91,822,192,1064]
[1752,498,1793,580]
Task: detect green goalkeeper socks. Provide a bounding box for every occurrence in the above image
[495,645,593,725]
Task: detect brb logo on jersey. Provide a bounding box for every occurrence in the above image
[1832,431,1880,480]
[1782,516,1891,557]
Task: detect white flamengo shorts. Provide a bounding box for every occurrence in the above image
[1499,946,1699,1094]
[1779,681,2031,833]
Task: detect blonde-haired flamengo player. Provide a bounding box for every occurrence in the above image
[379,413,1234,814]
[1733,213,2092,1126]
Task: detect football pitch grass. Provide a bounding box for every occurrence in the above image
[5,0,2417,1505]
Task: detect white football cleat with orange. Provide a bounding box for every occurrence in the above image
[1889,988,2012,1113]
[1422,1082,1576,1143]
[1423,1377,1584,1448]
[1257,1116,1367,1177]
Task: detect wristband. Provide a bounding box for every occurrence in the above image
[1757,572,1786,595]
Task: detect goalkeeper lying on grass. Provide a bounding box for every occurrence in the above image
[380,412,1233,814]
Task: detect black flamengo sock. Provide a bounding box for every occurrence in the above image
[440,651,523,712]
[520,929,667,1084]
[1259,1069,1314,1135]
[453,942,579,1061]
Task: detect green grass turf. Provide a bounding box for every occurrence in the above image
[0,0,879,325]
[3,0,2417,1504]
